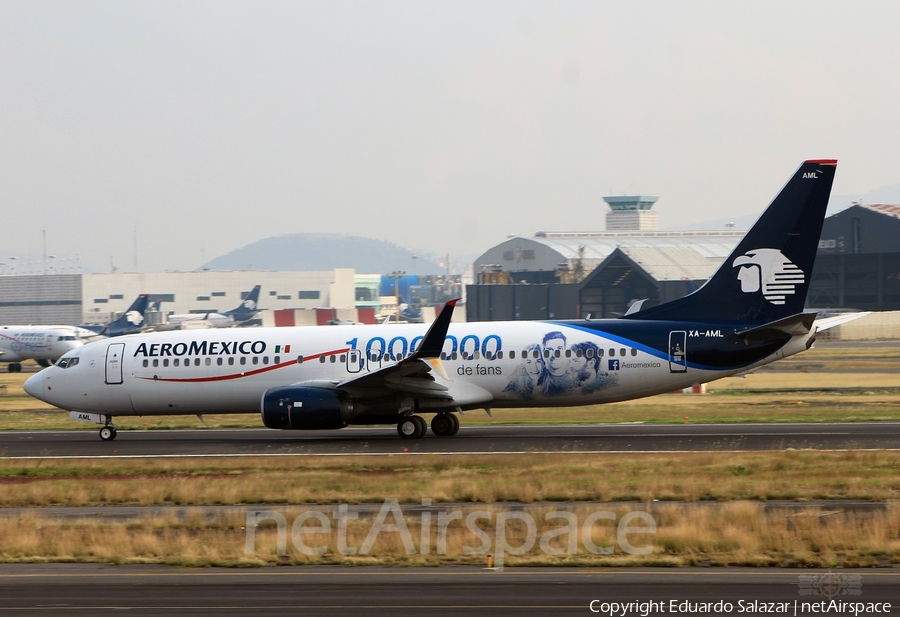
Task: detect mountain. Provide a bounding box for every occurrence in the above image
[200,233,446,274]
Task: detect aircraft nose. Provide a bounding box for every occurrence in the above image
[23,372,43,399]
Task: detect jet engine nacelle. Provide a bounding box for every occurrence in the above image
[260,386,352,430]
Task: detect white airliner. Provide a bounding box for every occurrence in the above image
[25,160,864,441]
[0,326,84,372]
[156,285,261,331]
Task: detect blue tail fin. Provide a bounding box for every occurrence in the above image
[625,159,837,323]
[106,294,150,337]
[224,285,261,322]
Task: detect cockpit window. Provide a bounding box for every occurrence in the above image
[56,357,80,369]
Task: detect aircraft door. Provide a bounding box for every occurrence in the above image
[346,349,363,373]
[668,331,687,373]
[105,343,126,384]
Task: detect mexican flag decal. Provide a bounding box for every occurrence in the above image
[274,345,291,354]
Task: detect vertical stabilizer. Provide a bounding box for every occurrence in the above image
[625,160,837,323]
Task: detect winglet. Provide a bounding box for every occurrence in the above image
[410,299,459,359]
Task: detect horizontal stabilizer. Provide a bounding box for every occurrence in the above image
[736,312,816,342]
[814,312,871,332]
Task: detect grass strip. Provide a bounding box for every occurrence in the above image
[1,502,897,568]
[3,451,900,507]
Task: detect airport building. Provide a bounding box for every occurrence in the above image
[0,269,467,327]
[0,269,363,326]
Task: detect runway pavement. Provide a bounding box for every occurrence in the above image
[2,422,900,458]
[0,564,897,616]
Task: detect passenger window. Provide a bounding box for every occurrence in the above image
[329,355,336,363]
[217,357,223,366]
[228,357,235,366]
[252,357,258,365]
[195,358,200,366]
[297,356,303,364]
[264,356,270,365]
[620,348,626,356]
[163,359,169,367]
[631,348,637,356]
[153,359,159,367]
[320,356,326,363]
[609,349,615,357]
[142,359,149,368]
[240,357,246,366]
[339,355,346,363]
[509,351,515,360]
[205,358,211,366]
[174,359,180,367]
[565,350,571,358]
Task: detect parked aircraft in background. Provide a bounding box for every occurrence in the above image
[26,160,867,441]
[0,326,84,372]
[155,285,261,331]
[79,294,151,339]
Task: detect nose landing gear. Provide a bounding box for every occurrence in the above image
[99,419,118,441]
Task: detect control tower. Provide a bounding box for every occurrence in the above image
[603,195,659,231]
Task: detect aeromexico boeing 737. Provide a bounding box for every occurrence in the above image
[25,160,860,441]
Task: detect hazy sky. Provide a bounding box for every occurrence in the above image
[3,1,900,273]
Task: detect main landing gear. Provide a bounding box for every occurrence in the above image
[397,413,459,439]
[430,413,460,437]
[7,363,22,373]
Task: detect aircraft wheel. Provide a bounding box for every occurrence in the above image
[430,414,454,437]
[99,427,117,441]
[8,363,20,373]
[447,413,460,436]
[398,415,427,439]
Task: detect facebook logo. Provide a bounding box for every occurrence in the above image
[608,359,620,370]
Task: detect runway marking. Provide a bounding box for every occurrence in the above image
[1,568,899,579]
[2,448,900,461]
[5,421,900,435]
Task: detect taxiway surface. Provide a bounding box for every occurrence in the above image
[0,564,897,617]
[1,422,900,457]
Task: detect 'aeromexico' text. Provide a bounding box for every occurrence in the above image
[133,341,267,357]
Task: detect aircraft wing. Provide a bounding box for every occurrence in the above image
[814,311,871,332]
[291,299,492,407]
